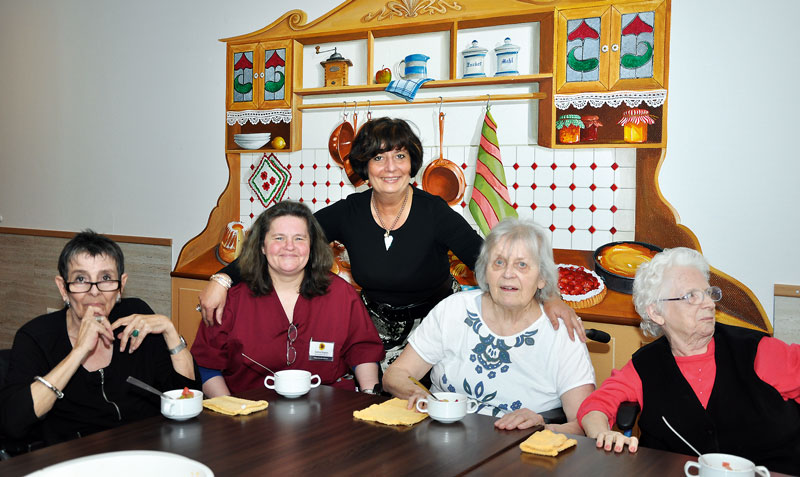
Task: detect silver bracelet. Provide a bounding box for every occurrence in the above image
[210,273,232,289]
[34,376,64,399]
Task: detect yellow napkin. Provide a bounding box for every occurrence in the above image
[353,398,428,426]
[203,396,269,416]
[519,429,578,456]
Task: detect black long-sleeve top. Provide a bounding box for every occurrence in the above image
[223,187,483,306]
[0,298,200,445]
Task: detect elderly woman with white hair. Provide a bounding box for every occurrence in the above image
[383,218,595,433]
[578,247,800,475]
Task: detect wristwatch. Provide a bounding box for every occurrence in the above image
[361,383,382,395]
[168,336,187,355]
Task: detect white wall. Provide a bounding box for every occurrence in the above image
[1,0,798,322]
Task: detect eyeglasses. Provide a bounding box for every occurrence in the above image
[65,280,121,294]
[659,286,722,306]
[286,323,298,366]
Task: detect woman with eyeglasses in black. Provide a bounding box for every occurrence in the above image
[0,230,199,447]
[191,201,384,398]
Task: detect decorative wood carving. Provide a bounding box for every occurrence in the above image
[362,0,463,22]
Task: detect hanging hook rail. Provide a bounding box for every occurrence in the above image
[297,92,544,111]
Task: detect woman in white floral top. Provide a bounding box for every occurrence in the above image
[383,218,595,433]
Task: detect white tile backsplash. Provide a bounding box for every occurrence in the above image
[240,142,638,251]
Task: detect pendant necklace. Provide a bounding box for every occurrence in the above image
[372,187,409,250]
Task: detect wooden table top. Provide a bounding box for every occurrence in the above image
[0,386,533,477]
[3,385,786,476]
[465,433,792,477]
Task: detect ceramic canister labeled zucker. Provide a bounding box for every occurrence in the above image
[461,40,488,78]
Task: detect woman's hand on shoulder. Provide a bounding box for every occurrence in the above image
[73,305,115,355]
[494,408,544,430]
[594,430,638,453]
[199,280,228,326]
[112,314,177,353]
[543,297,586,342]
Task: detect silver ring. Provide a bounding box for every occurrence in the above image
[195,305,202,312]
[95,316,104,323]
[576,317,582,321]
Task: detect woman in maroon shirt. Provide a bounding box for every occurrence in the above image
[191,201,384,396]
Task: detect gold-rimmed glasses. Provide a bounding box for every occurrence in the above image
[286,323,298,366]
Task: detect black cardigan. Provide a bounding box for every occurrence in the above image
[633,323,800,475]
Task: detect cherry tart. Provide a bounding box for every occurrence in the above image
[557,264,607,309]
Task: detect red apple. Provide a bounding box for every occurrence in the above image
[375,66,392,84]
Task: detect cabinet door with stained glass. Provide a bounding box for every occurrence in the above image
[609,0,667,90]
[256,40,292,110]
[556,6,612,93]
[227,43,262,111]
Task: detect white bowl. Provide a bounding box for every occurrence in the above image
[160,389,203,421]
[234,133,270,150]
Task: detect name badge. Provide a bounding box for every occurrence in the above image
[309,338,334,361]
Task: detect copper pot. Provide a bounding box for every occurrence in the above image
[328,117,354,167]
[422,112,465,205]
[328,108,363,187]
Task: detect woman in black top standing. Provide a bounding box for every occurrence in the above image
[199,118,584,373]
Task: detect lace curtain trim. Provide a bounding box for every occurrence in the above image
[226,109,292,126]
[555,90,667,110]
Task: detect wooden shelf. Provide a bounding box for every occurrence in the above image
[225,148,290,154]
[295,74,554,96]
[171,246,225,280]
[551,140,665,149]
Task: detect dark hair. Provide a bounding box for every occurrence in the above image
[239,200,332,298]
[348,117,424,181]
[58,230,125,281]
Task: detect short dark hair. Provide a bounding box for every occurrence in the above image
[348,117,424,181]
[238,200,332,298]
[58,230,125,281]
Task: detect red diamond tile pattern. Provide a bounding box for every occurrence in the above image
[240,147,633,251]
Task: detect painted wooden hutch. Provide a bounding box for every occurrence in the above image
[171,0,769,384]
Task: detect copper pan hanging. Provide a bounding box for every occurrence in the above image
[422,105,465,206]
[328,102,354,168]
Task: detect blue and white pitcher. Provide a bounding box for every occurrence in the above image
[398,54,430,80]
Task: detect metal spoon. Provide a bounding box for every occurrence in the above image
[126,376,174,400]
[242,353,277,375]
[662,416,702,456]
[408,376,440,401]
